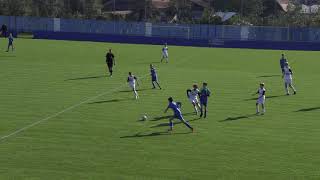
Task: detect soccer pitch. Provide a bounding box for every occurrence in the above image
[0,39,320,180]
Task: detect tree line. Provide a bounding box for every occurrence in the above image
[0,0,320,27]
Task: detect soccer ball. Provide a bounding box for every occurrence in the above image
[141,115,148,121]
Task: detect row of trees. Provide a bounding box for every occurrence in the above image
[1,0,320,26]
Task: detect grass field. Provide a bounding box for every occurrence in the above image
[0,38,320,180]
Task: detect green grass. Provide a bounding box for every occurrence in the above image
[0,39,320,180]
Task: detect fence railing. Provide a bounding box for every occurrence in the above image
[2,15,320,42]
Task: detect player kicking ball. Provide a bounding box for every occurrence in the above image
[254,83,266,115]
[150,64,162,89]
[160,43,169,63]
[6,33,14,52]
[283,62,297,95]
[127,72,139,100]
[164,97,194,132]
[199,82,211,118]
[187,84,201,115]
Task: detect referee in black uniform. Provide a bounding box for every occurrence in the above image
[106,49,115,77]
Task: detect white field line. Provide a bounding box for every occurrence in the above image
[0,73,149,143]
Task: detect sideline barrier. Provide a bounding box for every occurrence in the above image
[33,31,320,51]
[33,31,210,47]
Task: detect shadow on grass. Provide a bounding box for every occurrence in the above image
[150,112,195,121]
[244,95,286,101]
[257,75,281,78]
[65,75,107,81]
[88,98,132,104]
[150,117,201,128]
[120,131,191,138]
[0,55,16,58]
[220,114,257,122]
[136,61,161,65]
[295,107,320,112]
[117,88,154,93]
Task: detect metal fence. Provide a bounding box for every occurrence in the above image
[1,15,320,42]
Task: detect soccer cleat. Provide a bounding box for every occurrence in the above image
[294,91,297,95]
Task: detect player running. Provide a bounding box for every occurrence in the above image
[280,53,288,74]
[106,49,115,77]
[164,97,194,132]
[127,72,139,100]
[160,43,169,63]
[150,64,162,89]
[283,62,297,95]
[6,33,14,52]
[187,84,201,115]
[254,83,266,115]
[199,82,211,118]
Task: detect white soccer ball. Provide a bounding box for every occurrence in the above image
[141,115,148,121]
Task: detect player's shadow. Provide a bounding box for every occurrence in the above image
[150,112,195,121]
[65,75,107,81]
[120,131,192,138]
[220,114,257,122]
[0,55,16,58]
[150,117,201,128]
[117,88,154,93]
[137,61,161,65]
[294,107,320,112]
[244,95,286,101]
[256,75,281,78]
[88,98,131,104]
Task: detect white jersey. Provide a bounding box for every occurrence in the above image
[257,87,266,104]
[128,75,136,88]
[190,89,199,100]
[128,75,136,83]
[162,46,168,57]
[188,89,200,103]
[283,66,292,79]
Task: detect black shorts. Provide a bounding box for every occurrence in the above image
[107,63,113,67]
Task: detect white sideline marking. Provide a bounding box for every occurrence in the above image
[0,74,149,142]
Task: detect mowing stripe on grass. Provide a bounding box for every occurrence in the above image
[0,74,150,143]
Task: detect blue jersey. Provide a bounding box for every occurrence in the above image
[168,102,182,116]
[151,68,157,79]
[8,36,13,44]
[280,58,287,68]
[200,87,211,102]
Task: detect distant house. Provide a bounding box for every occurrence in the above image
[276,0,290,12]
[275,0,320,13]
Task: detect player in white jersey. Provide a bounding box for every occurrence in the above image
[283,62,297,95]
[160,43,169,63]
[186,84,201,114]
[127,72,139,99]
[254,83,266,115]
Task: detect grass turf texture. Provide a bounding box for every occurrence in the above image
[0,39,320,180]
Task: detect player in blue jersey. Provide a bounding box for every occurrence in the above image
[6,33,14,52]
[199,82,211,118]
[280,54,288,73]
[164,97,194,132]
[150,64,162,89]
[160,43,169,63]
